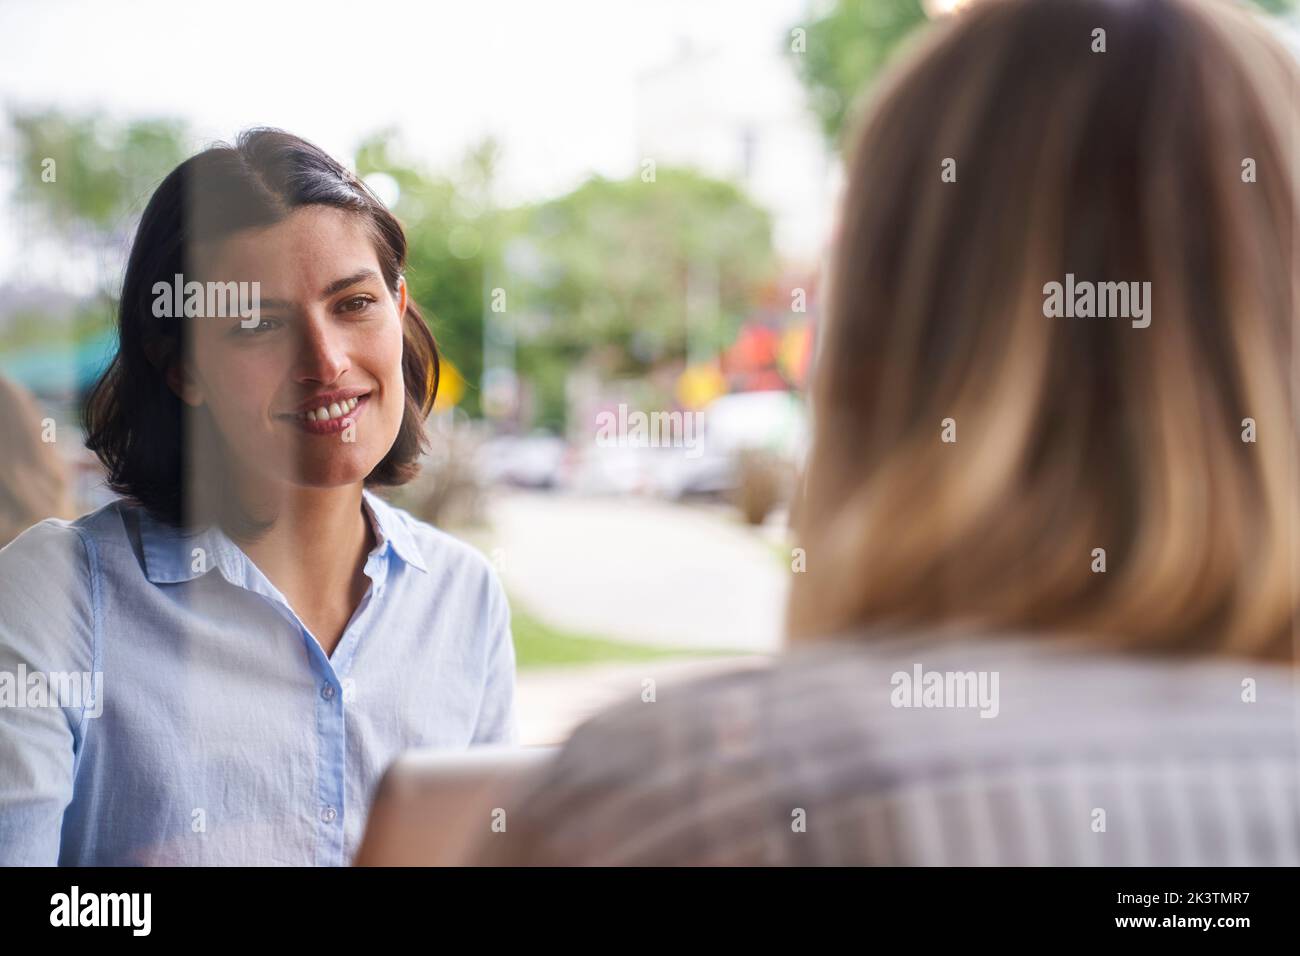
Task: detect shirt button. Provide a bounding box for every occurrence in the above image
[321,684,336,701]
[321,806,337,823]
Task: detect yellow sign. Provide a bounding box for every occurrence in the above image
[433,358,466,411]
[675,363,727,410]
[778,324,811,386]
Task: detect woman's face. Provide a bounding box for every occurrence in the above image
[176,205,408,495]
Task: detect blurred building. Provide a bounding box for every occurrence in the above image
[635,36,839,266]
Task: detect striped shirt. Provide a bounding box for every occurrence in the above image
[472,633,1300,865]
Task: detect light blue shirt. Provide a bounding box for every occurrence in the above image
[0,489,518,865]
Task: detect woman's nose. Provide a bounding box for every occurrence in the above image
[296,316,350,384]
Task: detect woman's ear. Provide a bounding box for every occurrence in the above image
[165,361,204,408]
[396,275,408,318]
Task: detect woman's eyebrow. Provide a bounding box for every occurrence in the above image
[236,269,384,312]
[321,268,381,298]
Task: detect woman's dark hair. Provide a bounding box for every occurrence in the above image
[84,128,440,528]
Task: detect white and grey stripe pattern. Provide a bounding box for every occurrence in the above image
[483,633,1300,866]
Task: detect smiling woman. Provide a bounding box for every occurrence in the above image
[0,129,519,866]
[85,133,439,531]
[166,203,417,512]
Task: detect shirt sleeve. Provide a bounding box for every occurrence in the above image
[0,520,97,866]
[470,568,519,746]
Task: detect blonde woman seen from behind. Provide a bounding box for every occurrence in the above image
[472,0,1300,866]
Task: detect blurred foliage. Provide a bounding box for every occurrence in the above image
[6,112,191,364]
[509,602,747,668]
[788,0,1297,150]
[11,111,190,243]
[379,412,490,527]
[733,447,793,526]
[509,169,775,428]
[8,116,776,429]
[786,0,928,149]
[1,300,113,351]
[356,133,501,418]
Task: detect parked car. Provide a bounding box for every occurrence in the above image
[475,433,569,489]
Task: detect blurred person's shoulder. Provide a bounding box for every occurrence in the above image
[0,497,137,575]
[479,630,1298,864]
[0,496,192,602]
[475,643,884,865]
[735,630,1300,761]
[0,499,140,667]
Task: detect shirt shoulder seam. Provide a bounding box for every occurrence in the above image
[67,522,102,747]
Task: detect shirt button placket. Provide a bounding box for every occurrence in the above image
[316,666,347,865]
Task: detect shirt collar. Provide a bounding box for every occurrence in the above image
[360,489,428,574]
[139,489,427,585]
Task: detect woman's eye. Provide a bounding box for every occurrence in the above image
[339,296,374,314]
[231,318,282,336]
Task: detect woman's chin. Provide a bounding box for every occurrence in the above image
[282,451,384,489]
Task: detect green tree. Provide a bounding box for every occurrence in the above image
[787,0,928,149]
[355,133,503,418]
[787,0,1297,150]
[5,112,192,366]
[506,168,775,429]
[11,111,190,258]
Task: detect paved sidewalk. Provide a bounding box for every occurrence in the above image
[515,655,773,746]
[489,491,790,654]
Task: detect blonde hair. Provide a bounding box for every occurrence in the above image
[788,0,1299,661]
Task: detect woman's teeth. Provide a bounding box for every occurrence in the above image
[302,397,360,422]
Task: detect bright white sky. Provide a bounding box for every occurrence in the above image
[0,0,826,287]
[0,0,812,201]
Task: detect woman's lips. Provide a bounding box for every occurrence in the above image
[281,394,369,435]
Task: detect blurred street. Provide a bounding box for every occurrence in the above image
[514,654,772,746]
[488,490,789,744]
[490,490,789,653]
